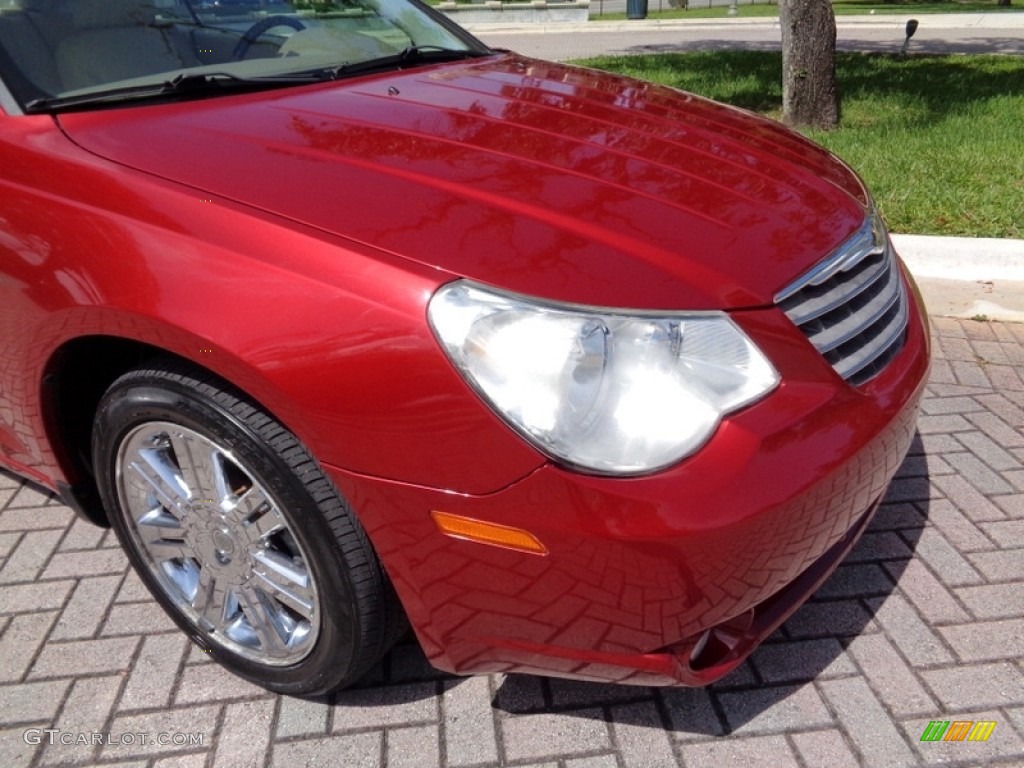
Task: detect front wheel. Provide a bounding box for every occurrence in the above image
[92,362,404,695]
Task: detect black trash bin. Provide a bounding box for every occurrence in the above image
[626,0,648,19]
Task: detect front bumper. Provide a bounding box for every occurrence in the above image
[326,278,930,687]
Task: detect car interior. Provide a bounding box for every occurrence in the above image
[0,0,422,103]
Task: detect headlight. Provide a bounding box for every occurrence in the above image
[428,281,780,475]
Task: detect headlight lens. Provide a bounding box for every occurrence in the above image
[428,282,780,475]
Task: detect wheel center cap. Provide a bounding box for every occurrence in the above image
[212,528,236,562]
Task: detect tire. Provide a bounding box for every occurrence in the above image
[92,361,405,696]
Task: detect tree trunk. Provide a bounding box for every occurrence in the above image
[780,0,839,130]
[997,0,1011,7]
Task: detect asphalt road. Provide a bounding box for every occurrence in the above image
[467,14,1024,60]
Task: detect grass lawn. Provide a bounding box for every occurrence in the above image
[573,52,1024,239]
[592,1,1024,21]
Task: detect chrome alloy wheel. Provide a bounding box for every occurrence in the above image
[115,421,320,665]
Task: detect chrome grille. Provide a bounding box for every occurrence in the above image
[775,216,909,387]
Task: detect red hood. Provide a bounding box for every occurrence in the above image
[58,54,868,310]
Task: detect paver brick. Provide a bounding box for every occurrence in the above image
[945,452,1016,495]
[5,485,57,509]
[819,677,918,768]
[0,678,71,726]
[844,633,937,717]
[986,363,1024,391]
[975,393,1024,429]
[58,518,107,551]
[275,695,330,740]
[790,729,860,768]
[0,580,74,615]
[103,705,222,761]
[812,564,893,600]
[608,701,677,768]
[869,502,925,530]
[0,531,21,557]
[845,530,914,563]
[1007,707,1024,742]
[40,549,128,579]
[965,411,1024,447]
[883,476,941,503]
[967,549,1024,581]
[49,574,122,640]
[0,529,62,584]
[939,618,1024,663]
[718,684,833,735]
[679,735,799,768]
[387,724,441,768]
[864,594,954,666]
[115,570,152,603]
[956,583,1024,620]
[955,431,1022,471]
[212,697,276,768]
[29,636,140,679]
[501,709,611,762]
[994,493,1024,518]
[921,662,1024,709]
[921,396,984,415]
[751,638,857,683]
[118,632,189,712]
[916,413,974,435]
[0,724,38,768]
[782,599,876,640]
[981,519,1024,547]
[39,674,123,766]
[0,610,59,682]
[931,473,1008,521]
[661,688,725,741]
[563,756,617,768]
[881,559,971,624]
[951,359,992,388]
[0,507,73,532]
[909,527,985,586]
[175,660,267,705]
[924,498,1000,552]
[154,754,209,768]
[442,676,499,767]
[549,678,647,708]
[102,600,178,636]
[490,675,546,714]
[332,683,439,731]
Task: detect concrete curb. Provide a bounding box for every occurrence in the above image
[892,234,1024,282]
[892,234,1024,323]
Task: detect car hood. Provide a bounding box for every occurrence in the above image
[57,54,868,310]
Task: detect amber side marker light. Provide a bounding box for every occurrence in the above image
[431,511,549,556]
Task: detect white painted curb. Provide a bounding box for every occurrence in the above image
[891,234,1024,282]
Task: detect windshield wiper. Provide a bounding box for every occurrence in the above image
[25,71,329,114]
[25,48,490,113]
[312,45,490,80]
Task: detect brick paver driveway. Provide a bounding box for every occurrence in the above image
[1,316,1023,768]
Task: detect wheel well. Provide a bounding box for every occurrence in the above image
[42,337,210,526]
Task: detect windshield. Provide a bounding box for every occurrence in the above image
[0,0,488,110]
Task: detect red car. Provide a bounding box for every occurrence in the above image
[0,0,929,695]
